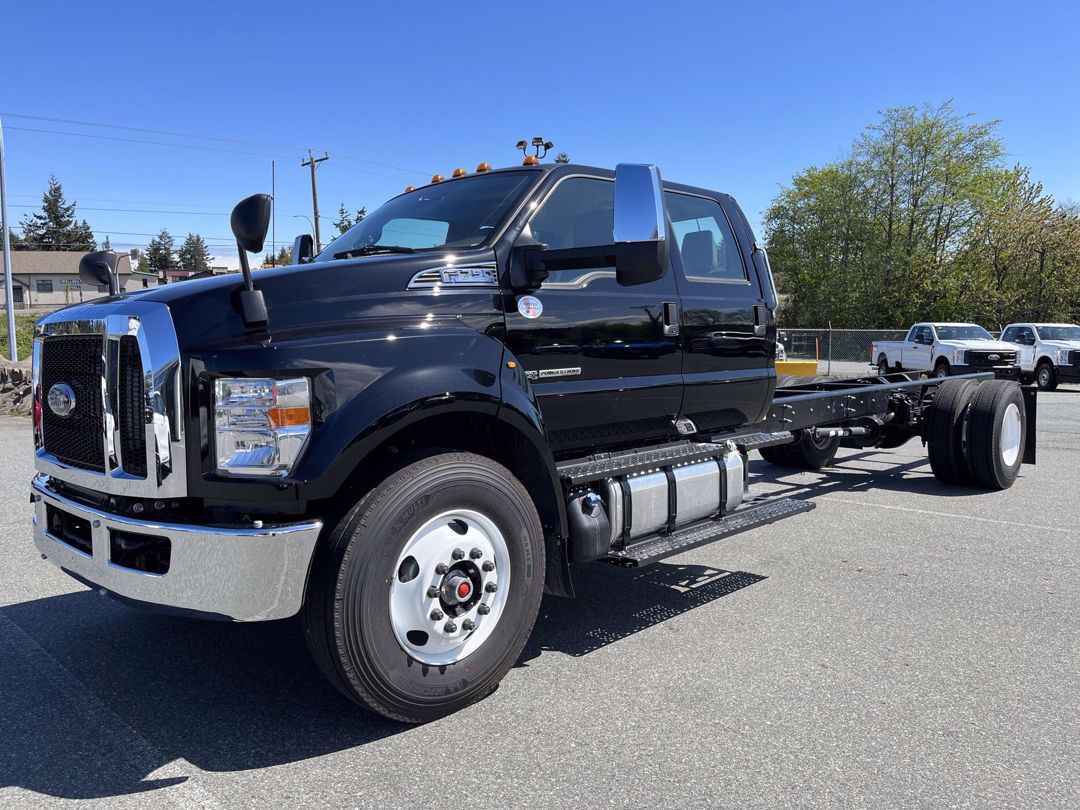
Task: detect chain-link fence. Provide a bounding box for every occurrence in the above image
[779,328,907,377]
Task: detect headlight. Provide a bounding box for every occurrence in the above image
[953,348,965,364]
[214,377,311,476]
[1058,349,1071,364]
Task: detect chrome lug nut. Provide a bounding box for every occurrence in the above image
[430,609,444,621]
[477,603,491,615]
[482,560,495,572]
[451,548,465,560]
[462,619,475,631]
[444,620,457,633]
[435,562,449,575]
[485,582,497,593]
[469,547,483,559]
[427,586,439,598]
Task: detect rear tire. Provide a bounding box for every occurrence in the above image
[877,355,890,376]
[927,379,979,484]
[966,381,1026,490]
[1035,362,1058,391]
[303,451,545,723]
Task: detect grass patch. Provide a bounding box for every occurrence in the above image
[0,313,39,362]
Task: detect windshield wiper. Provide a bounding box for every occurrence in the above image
[333,245,419,260]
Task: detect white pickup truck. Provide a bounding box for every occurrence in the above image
[873,323,1020,379]
[1000,322,1080,390]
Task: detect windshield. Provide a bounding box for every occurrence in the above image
[1036,325,1080,341]
[935,325,994,341]
[315,171,535,261]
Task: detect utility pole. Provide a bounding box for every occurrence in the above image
[270,159,276,265]
[302,150,329,253]
[0,119,16,362]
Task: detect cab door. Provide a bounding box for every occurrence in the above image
[666,189,772,433]
[502,175,683,455]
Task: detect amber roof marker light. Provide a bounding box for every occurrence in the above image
[452,167,468,177]
[476,162,492,172]
[431,173,445,183]
[517,137,554,165]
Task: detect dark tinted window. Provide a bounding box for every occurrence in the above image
[666,193,745,281]
[936,325,994,341]
[527,177,614,285]
[317,171,535,260]
[1001,327,1018,342]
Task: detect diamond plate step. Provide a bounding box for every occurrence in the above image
[557,442,724,486]
[607,497,815,567]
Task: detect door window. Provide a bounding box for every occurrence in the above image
[526,177,614,285]
[666,193,746,282]
[1002,327,1018,342]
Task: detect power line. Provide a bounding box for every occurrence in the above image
[0,111,435,176]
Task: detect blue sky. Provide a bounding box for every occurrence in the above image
[2,0,1078,267]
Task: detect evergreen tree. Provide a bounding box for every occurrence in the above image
[261,245,293,268]
[177,233,212,272]
[332,204,367,237]
[146,229,176,272]
[102,235,112,251]
[554,152,571,164]
[18,175,96,251]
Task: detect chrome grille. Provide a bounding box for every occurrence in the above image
[40,336,105,471]
[117,335,147,478]
[33,301,186,498]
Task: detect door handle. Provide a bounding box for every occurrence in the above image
[753,304,767,336]
[662,301,680,337]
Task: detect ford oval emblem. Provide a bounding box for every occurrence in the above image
[988,354,1000,361]
[47,383,76,418]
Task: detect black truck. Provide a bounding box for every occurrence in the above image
[30,161,1036,723]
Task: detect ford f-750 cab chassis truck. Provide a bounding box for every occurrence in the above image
[29,162,1037,723]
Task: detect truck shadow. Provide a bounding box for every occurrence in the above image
[749,450,1007,499]
[0,560,763,801]
[520,562,766,663]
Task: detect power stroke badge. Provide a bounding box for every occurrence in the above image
[517,295,543,319]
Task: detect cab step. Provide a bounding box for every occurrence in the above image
[606,497,815,568]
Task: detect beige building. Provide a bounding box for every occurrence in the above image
[1,251,159,310]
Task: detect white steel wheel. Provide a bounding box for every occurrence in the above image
[999,402,1022,468]
[389,509,511,666]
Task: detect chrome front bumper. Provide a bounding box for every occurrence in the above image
[31,475,322,621]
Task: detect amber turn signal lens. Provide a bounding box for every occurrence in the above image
[268,406,311,428]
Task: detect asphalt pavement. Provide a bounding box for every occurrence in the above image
[1,388,1078,808]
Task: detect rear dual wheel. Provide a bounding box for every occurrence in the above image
[926,379,1026,489]
[303,452,545,723]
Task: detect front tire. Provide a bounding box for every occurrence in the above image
[1035,362,1058,391]
[933,360,951,379]
[303,452,545,723]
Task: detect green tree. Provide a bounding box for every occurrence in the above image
[332,203,366,237]
[554,152,571,164]
[262,245,293,267]
[17,175,95,251]
[145,229,176,272]
[177,233,212,272]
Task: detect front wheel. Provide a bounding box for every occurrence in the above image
[303,451,545,723]
[1036,362,1058,391]
[933,360,951,379]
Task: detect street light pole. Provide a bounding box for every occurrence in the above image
[0,119,16,362]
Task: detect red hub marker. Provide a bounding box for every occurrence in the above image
[457,581,471,599]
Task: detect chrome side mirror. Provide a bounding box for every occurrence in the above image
[612,163,669,286]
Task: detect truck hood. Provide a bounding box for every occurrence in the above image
[73,249,503,351]
[1039,339,1080,350]
[937,339,1016,352]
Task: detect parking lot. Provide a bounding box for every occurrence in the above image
[1,389,1078,809]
